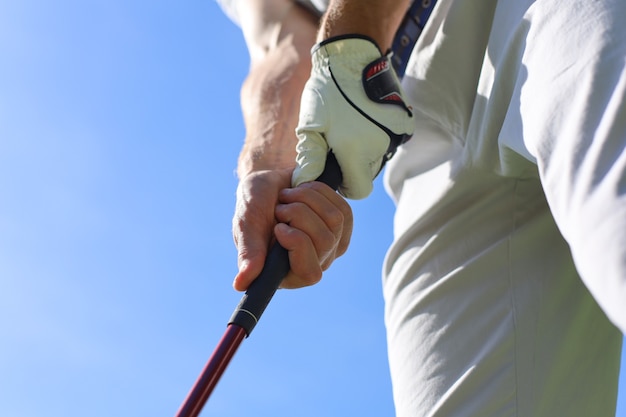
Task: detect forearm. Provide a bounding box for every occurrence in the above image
[319,0,410,50]
[235,0,319,178]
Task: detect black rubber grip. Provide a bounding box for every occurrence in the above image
[228,152,342,336]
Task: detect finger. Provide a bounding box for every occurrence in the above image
[279,181,353,257]
[232,211,272,292]
[274,200,338,269]
[232,170,294,291]
[330,128,390,199]
[307,180,353,256]
[273,222,323,288]
[232,190,275,291]
[292,130,329,187]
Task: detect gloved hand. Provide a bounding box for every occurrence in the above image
[291,35,414,199]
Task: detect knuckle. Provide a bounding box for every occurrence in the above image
[340,199,353,218]
[281,269,323,289]
[273,204,288,221]
[299,268,323,287]
[275,201,305,221]
[320,256,335,272]
[324,206,344,230]
[231,215,245,244]
[335,240,349,257]
[317,228,337,250]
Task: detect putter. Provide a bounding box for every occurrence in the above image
[175,2,437,415]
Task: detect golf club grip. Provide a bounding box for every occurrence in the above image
[228,152,342,336]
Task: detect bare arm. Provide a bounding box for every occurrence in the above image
[319,0,410,50]
[235,0,319,177]
[230,0,407,290]
[233,0,351,291]
[235,0,408,176]
[235,0,409,176]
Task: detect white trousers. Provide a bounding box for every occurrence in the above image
[383,0,625,415]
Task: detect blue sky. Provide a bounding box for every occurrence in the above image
[0,2,623,416]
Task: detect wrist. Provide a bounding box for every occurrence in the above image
[237,145,296,179]
[318,0,410,51]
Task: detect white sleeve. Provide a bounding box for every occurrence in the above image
[521,1,626,332]
[215,0,242,25]
[215,0,327,26]
[295,0,328,16]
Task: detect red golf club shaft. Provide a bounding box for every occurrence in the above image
[175,324,246,417]
[174,1,435,409]
[174,153,342,417]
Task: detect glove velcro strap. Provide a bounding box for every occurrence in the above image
[363,55,413,116]
[313,36,412,116]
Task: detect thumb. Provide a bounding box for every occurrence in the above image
[233,231,269,292]
[292,130,329,187]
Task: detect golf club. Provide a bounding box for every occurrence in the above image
[174,154,342,417]
[175,2,437,415]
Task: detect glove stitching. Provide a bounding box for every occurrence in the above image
[328,65,411,169]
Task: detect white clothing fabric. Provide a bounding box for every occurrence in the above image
[215,0,328,25]
[383,0,625,415]
[217,0,626,415]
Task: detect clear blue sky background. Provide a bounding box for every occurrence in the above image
[0,2,623,416]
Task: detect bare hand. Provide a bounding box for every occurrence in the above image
[232,169,353,291]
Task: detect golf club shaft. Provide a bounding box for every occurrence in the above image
[175,153,342,417]
[228,152,342,336]
[175,1,439,412]
[175,324,246,417]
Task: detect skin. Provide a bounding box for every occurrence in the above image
[319,0,410,49]
[232,0,408,291]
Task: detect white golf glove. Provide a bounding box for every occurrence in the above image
[292,35,414,199]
